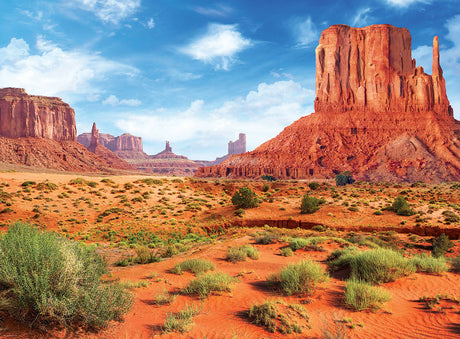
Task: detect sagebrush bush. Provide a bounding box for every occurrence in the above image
[335,172,354,186]
[280,247,294,257]
[248,300,278,332]
[431,233,454,258]
[412,254,449,274]
[0,223,133,330]
[171,258,215,275]
[268,260,328,295]
[344,279,392,311]
[452,255,460,272]
[389,196,415,216]
[182,272,238,298]
[300,194,320,214]
[231,187,259,209]
[309,182,320,190]
[227,244,260,263]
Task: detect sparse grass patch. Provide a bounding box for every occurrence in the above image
[267,260,328,296]
[182,272,238,298]
[248,299,309,334]
[344,279,392,311]
[171,258,215,275]
[227,244,260,263]
[280,247,294,257]
[155,287,177,305]
[412,254,449,274]
[162,303,200,334]
[329,248,415,284]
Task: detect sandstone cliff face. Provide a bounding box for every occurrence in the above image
[197,24,460,183]
[0,88,76,141]
[78,131,144,153]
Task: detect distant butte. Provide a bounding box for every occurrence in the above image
[0,90,135,172]
[197,24,460,183]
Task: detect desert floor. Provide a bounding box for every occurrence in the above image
[0,169,459,338]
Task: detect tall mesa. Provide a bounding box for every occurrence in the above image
[197,24,460,183]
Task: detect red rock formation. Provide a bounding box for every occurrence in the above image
[197,24,460,183]
[78,130,147,159]
[87,122,99,153]
[228,133,246,155]
[0,88,76,141]
[151,141,187,159]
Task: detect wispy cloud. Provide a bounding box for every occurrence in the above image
[193,4,233,17]
[146,18,155,29]
[384,0,430,7]
[115,80,314,158]
[292,17,318,48]
[352,8,372,27]
[180,23,252,71]
[0,36,138,98]
[70,0,141,24]
[103,95,141,106]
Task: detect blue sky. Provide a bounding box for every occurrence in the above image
[1,0,459,160]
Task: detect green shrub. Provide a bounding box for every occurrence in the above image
[249,300,278,332]
[135,245,160,264]
[248,300,308,334]
[442,210,460,223]
[373,210,383,215]
[0,223,133,329]
[163,303,200,333]
[452,255,460,272]
[263,183,270,192]
[182,272,238,298]
[388,196,415,216]
[171,258,215,275]
[227,244,260,263]
[280,247,294,257]
[289,237,310,251]
[330,248,415,284]
[300,194,320,214]
[309,182,320,190]
[267,260,328,295]
[344,279,391,311]
[255,232,278,244]
[234,208,245,217]
[335,172,354,186]
[232,187,259,209]
[21,180,36,187]
[432,233,454,258]
[155,287,177,305]
[261,175,276,182]
[412,254,449,274]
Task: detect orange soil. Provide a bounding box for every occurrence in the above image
[0,170,459,338]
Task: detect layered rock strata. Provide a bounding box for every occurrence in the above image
[0,88,76,141]
[197,24,460,183]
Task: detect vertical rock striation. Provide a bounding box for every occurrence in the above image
[0,88,76,141]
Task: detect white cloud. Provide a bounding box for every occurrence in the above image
[193,4,233,17]
[292,17,318,48]
[384,0,430,7]
[115,80,314,157]
[180,23,252,70]
[147,18,155,29]
[103,94,141,106]
[0,36,138,97]
[352,8,372,27]
[70,0,141,24]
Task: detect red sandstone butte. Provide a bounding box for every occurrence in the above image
[196,24,460,183]
[0,89,135,172]
[0,88,76,141]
